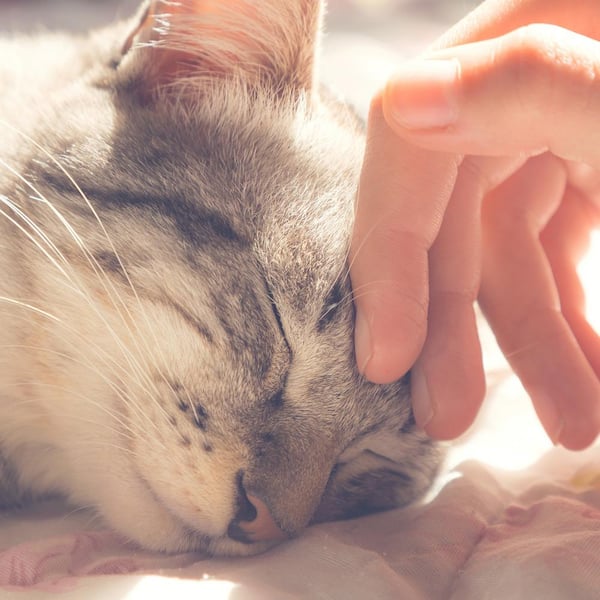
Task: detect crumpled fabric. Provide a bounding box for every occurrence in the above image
[2,1,600,599]
[2,446,600,600]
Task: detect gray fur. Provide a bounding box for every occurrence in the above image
[0,0,443,556]
[0,452,24,508]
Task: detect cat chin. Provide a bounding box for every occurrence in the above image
[86,466,272,556]
[206,537,278,558]
[132,526,278,557]
[133,529,278,557]
[98,496,277,557]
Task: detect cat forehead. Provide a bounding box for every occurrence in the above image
[54,86,363,258]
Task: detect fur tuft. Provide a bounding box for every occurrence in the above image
[122,0,324,98]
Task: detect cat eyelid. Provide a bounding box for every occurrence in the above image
[264,282,289,349]
[317,280,346,331]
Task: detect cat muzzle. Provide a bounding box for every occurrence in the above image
[228,493,288,544]
[227,473,287,544]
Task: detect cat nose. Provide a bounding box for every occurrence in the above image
[227,474,287,544]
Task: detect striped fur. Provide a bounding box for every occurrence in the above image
[0,1,442,556]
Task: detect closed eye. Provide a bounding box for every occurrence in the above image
[317,279,347,331]
[363,449,401,468]
[270,294,285,337]
[263,278,290,352]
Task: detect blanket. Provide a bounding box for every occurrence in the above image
[2,445,600,599]
[1,1,599,598]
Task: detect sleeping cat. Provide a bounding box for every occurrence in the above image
[0,0,442,556]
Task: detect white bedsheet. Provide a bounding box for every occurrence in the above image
[1,1,599,598]
[2,444,600,599]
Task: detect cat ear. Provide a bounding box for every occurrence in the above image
[120,0,324,98]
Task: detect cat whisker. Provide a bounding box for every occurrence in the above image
[0,341,165,445]
[0,297,61,323]
[0,171,159,401]
[0,124,176,429]
[65,440,139,460]
[5,393,140,451]
[0,196,74,283]
[61,503,97,520]
[0,302,148,402]
[338,210,404,303]
[2,372,136,434]
[60,503,106,534]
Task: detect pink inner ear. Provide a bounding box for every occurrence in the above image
[131,0,271,88]
[124,0,322,99]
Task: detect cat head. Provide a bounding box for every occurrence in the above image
[11,0,441,555]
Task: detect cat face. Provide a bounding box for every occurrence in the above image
[0,0,441,556]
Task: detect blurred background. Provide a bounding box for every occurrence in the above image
[0,0,479,34]
[0,0,480,113]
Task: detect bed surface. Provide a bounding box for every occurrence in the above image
[1,2,599,598]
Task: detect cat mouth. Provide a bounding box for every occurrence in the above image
[131,469,284,553]
[130,470,215,550]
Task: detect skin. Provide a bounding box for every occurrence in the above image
[351,0,600,450]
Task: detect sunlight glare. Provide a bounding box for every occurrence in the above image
[578,230,600,333]
[127,576,239,599]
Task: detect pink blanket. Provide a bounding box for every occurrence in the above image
[2,2,599,599]
[2,447,600,600]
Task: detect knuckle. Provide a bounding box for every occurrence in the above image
[431,287,479,307]
[378,222,430,252]
[507,24,598,119]
[510,25,561,111]
[386,285,429,326]
[459,156,494,196]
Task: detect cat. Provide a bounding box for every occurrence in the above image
[0,0,443,557]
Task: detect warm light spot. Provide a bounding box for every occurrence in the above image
[127,577,238,599]
[447,376,553,472]
[578,230,600,333]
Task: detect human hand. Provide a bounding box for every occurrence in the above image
[350,0,600,449]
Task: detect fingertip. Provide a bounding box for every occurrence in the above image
[357,334,417,385]
[360,358,407,386]
[410,293,485,440]
[558,427,600,452]
[419,371,485,441]
[557,405,600,451]
[354,303,425,385]
[410,356,485,441]
[529,370,600,450]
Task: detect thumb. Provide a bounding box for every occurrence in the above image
[382,24,600,168]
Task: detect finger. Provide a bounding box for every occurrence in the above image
[480,155,600,450]
[541,186,600,378]
[412,155,525,438]
[350,94,461,384]
[410,155,486,437]
[433,0,600,49]
[566,162,600,212]
[383,25,600,168]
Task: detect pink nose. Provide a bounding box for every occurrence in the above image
[228,494,287,544]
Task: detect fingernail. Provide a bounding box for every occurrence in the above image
[355,309,373,375]
[411,368,435,429]
[384,59,461,130]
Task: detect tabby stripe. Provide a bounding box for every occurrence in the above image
[39,173,247,247]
